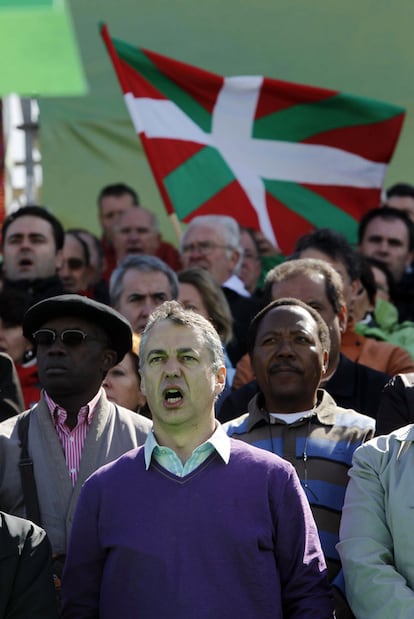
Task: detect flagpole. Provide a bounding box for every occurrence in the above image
[169,212,182,244]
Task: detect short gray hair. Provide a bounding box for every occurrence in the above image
[139,300,225,372]
[110,255,179,309]
[181,215,243,273]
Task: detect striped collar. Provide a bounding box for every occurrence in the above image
[44,388,102,426]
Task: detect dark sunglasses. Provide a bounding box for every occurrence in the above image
[32,328,102,347]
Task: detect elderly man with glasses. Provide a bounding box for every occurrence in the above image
[180,215,261,364]
[0,295,151,604]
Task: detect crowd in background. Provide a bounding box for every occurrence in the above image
[2,180,414,617]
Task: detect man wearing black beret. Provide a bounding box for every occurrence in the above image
[0,295,151,582]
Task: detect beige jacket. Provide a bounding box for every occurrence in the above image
[0,389,151,554]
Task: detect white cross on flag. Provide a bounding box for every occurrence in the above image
[101,23,405,254]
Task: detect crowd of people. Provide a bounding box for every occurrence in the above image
[1,180,414,617]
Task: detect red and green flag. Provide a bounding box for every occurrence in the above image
[101,23,405,254]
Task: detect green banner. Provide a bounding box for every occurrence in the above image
[0,0,86,96]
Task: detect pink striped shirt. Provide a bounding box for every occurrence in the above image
[45,389,102,486]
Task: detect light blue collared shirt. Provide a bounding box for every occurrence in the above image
[144,422,231,477]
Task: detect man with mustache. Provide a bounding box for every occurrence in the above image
[219,258,391,422]
[225,298,375,619]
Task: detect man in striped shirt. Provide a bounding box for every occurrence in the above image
[0,295,151,561]
[225,298,375,619]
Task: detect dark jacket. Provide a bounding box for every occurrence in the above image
[324,354,390,420]
[217,354,390,422]
[0,353,24,422]
[376,373,414,436]
[0,511,57,618]
[223,288,262,366]
[395,270,414,323]
[2,274,66,306]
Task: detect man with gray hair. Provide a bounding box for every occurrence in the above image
[110,255,179,333]
[181,215,244,289]
[181,215,261,364]
[62,301,334,618]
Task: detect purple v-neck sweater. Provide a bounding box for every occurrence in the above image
[62,440,333,618]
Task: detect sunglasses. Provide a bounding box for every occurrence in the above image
[32,328,103,347]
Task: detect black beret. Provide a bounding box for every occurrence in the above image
[23,294,132,363]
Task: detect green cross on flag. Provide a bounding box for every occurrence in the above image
[101,23,405,254]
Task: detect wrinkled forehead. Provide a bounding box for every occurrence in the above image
[141,319,203,353]
[119,208,153,228]
[184,224,222,243]
[121,268,171,295]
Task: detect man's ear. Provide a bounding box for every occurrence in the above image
[321,350,329,375]
[406,250,414,269]
[230,249,241,272]
[215,366,226,396]
[351,277,362,301]
[337,305,348,334]
[55,249,63,271]
[139,370,146,395]
[102,350,118,373]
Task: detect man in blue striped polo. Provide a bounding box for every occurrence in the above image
[225,298,375,619]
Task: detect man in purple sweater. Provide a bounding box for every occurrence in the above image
[62,301,334,619]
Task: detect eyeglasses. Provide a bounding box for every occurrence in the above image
[32,328,102,347]
[61,258,85,271]
[181,241,233,256]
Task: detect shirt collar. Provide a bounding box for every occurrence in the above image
[144,422,231,470]
[247,389,336,430]
[222,274,250,297]
[44,387,102,426]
